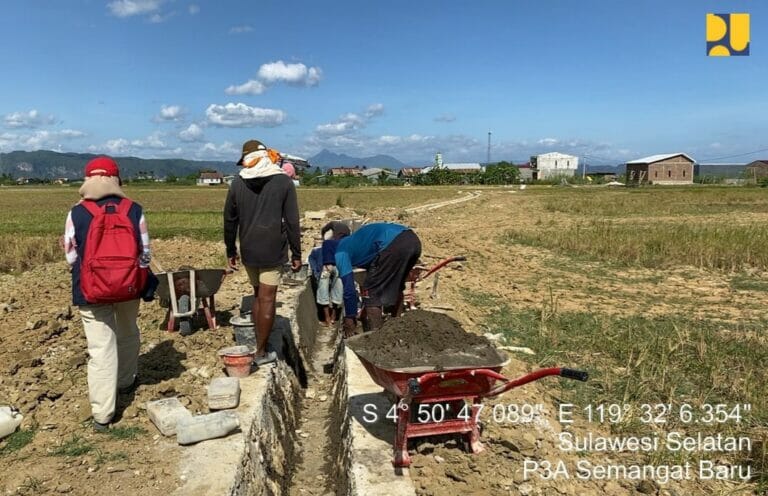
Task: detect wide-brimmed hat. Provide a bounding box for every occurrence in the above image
[236,140,267,165]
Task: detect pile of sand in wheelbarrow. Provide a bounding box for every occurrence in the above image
[347,310,506,370]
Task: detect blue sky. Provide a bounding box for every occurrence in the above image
[0,0,765,165]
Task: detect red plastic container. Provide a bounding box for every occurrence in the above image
[218,346,254,378]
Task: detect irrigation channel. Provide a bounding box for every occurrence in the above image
[286,320,340,496]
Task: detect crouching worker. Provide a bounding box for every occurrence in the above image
[313,221,351,326]
[333,223,422,337]
[63,156,154,432]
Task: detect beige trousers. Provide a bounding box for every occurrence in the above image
[79,299,141,424]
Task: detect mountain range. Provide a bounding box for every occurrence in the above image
[307,149,406,169]
[0,149,409,179]
[0,150,234,180]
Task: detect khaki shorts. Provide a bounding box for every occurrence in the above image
[245,265,282,287]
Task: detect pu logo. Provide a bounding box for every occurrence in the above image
[707,13,750,56]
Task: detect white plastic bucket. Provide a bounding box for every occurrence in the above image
[0,406,23,439]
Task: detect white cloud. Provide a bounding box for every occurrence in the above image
[257,61,322,87]
[130,131,167,149]
[57,129,87,139]
[107,0,162,17]
[179,123,205,142]
[188,4,199,14]
[88,138,130,155]
[0,129,86,151]
[86,132,186,158]
[229,25,253,34]
[314,104,384,137]
[224,60,322,95]
[0,132,17,150]
[4,110,57,129]
[194,141,239,160]
[364,103,384,119]
[225,80,267,96]
[315,113,365,136]
[434,113,456,123]
[148,11,175,23]
[156,104,184,122]
[375,135,401,145]
[537,138,559,147]
[205,103,286,128]
[315,121,358,137]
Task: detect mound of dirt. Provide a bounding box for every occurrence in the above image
[346,310,505,370]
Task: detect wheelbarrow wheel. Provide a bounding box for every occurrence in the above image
[178,295,193,336]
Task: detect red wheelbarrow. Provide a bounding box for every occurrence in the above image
[346,341,588,467]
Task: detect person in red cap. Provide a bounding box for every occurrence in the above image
[62,156,153,432]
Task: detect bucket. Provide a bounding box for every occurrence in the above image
[218,345,255,378]
[230,315,256,348]
[0,406,23,439]
[282,263,309,286]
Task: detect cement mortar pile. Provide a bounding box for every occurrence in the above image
[347,309,506,370]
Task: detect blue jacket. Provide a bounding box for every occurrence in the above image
[334,223,408,317]
[321,238,339,265]
[308,247,323,280]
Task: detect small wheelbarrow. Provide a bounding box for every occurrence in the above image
[405,255,466,309]
[347,342,588,467]
[156,268,228,334]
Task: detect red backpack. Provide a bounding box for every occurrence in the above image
[80,199,147,304]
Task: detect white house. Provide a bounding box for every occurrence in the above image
[530,152,578,180]
[197,171,224,186]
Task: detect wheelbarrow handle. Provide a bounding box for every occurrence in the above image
[419,255,467,280]
[560,368,589,382]
[482,367,589,398]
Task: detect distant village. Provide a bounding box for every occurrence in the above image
[6,151,768,187]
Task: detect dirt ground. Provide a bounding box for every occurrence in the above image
[376,189,767,496]
[0,205,357,496]
[0,189,765,495]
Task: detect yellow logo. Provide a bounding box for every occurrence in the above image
[707,13,750,56]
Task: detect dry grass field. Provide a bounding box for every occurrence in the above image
[0,185,459,273]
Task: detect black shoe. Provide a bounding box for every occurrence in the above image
[93,420,110,433]
[118,376,139,395]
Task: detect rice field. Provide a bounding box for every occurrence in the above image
[2,184,767,274]
[0,185,460,272]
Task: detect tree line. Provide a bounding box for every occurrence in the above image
[299,162,522,187]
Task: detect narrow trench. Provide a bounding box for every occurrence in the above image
[288,323,338,496]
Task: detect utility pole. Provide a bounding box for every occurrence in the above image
[487,131,492,165]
